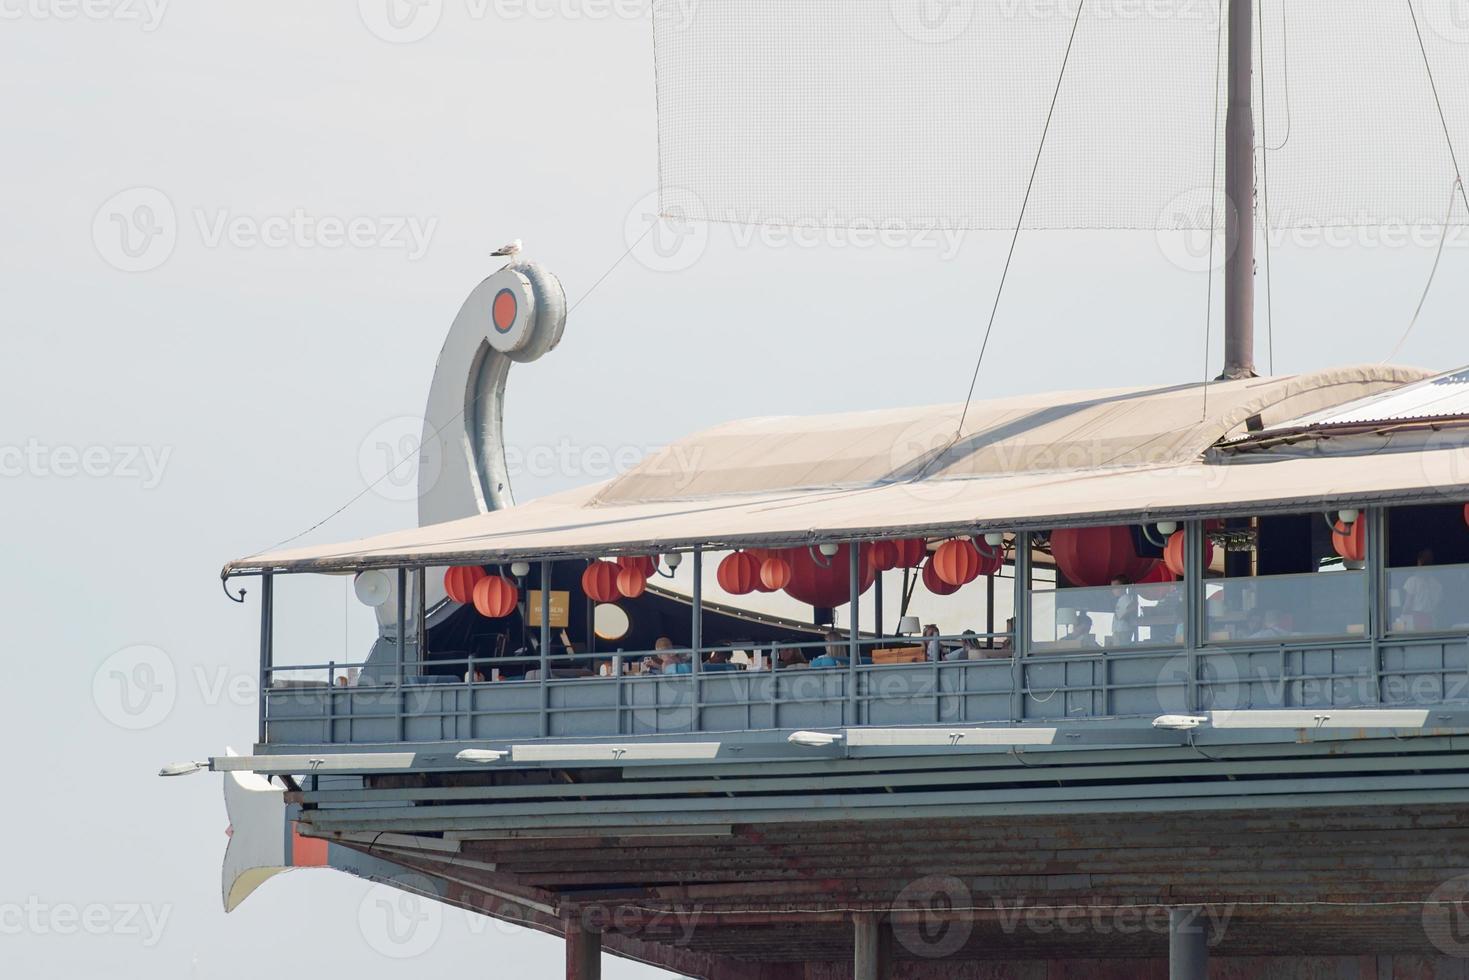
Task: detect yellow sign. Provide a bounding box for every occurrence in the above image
[527,590,571,629]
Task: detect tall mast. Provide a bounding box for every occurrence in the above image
[1221,0,1256,379]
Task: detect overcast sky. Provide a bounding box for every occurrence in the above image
[5,2,1468,978]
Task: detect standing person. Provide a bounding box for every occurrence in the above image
[1401,548,1445,630]
[1110,577,1138,646]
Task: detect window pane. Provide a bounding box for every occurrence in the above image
[1204,571,1367,642]
[1031,583,1184,651]
[1388,563,1469,633]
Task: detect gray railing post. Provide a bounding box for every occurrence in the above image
[540,560,551,738]
[258,571,274,745]
[849,542,860,726]
[691,545,703,732]
[1011,532,1031,722]
[396,567,407,742]
[1185,521,1203,711]
[1367,506,1384,705]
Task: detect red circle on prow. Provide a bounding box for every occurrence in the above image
[492,289,518,333]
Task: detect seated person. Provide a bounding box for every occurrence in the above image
[811,632,851,668]
[944,629,989,661]
[922,623,943,662]
[1247,610,1290,640]
[702,650,737,672]
[462,669,486,683]
[776,647,809,670]
[642,636,676,675]
[1065,612,1100,649]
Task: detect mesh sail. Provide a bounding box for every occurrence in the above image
[651,0,1469,230]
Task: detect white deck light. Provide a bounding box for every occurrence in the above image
[158,761,209,777]
[1152,715,1210,731]
[788,731,844,748]
[455,749,508,764]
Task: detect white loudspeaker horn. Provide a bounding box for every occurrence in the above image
[353,569,395,608]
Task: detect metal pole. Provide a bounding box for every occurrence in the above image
[690,545,702,732]
[1011,533,1031,722]
[396,567,407,742]
[853,912,881,980]
[415,566,426,672]
[1221,0,1256,379]
[874,570,884,638]
[564,915,602,980]
[849,543,860,724]
[1168,907,1209,980]
[1185,521,1204,711]
[540,560,551,737]
[258,572,274,745]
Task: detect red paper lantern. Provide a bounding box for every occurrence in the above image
[471,575,518,619]
[933,539,982,587]
[1050,526,1150,587]
[921,558,961,596]
[759,556,793,592]
[581,560,621,603]
[443,565,487,605]
[782,544,877,608]
[717,551,761,595]
[893,538,928,569]
[975,540,1005,577]
[617,556,657,579]
[868,541,899,573]
[616,566,647,600]
[1137,560,1176,584]
[1332,519,1366,563]
[1162,530,1215,578]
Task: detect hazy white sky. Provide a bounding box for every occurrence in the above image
[4,2,1467,978]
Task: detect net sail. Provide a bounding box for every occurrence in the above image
[651,0,1469,231]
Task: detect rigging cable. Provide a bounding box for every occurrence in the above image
[1262,0,1292,152]
[954,0,1087,436]
[1200,0,1226,422]
[1387,0,1469,362]
[251,224,656,557]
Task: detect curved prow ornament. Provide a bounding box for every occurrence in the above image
[411,260,568,613]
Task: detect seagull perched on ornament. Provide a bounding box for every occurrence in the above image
[491,238,523,267]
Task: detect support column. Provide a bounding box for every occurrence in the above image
[1221,0,1256,379]
[565,917,602,980]
[853,912,884,980]
[1168,907,1209,980]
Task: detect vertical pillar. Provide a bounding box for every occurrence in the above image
[258,572,274,745]
[853,912,882,980]
[415,566,427,671]
[848,543,861,725]
[1185,521,1204,712]
[691,544,703,732]
[1221,0,1256,379]
[540,560,552,737]
[565,917,602,980]
[396,567,407,741]
[1169,907,1209,980]
[1011,532,1032,722]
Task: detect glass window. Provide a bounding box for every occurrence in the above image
[1202,514,1367,643]
[1028,527,1182,652]
[1386,503,1469,633]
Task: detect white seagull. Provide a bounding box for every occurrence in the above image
[491,238,523,264]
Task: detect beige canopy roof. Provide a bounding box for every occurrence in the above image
[226,365,1451,575]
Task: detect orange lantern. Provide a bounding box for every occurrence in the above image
[581,560,621,603]
[471,575,518,619]
[759,556,793,592]
[780,544,877,608]
[617,556,657,579]
[616,566,648,599]
[1332,519,1366,563]
[1163,529,1216,577]
[933,539,982,587]
[921,558,961,596]
[1050,526,1151,587]
[893,538,927,569]
[444,565,487,605]
[717,551,761,595]
[868,541,899,573]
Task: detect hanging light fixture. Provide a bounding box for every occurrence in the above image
[510,561,532,579]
